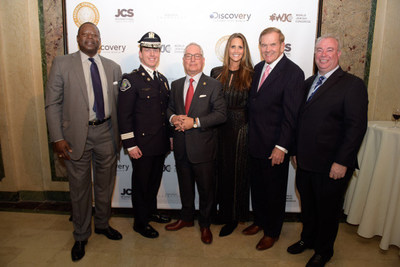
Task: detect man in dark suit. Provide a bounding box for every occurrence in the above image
[165,43,227,244]
[118,32,171,239]
[287,35,368,267]
[45,22,122,262]
[245,27,304,250]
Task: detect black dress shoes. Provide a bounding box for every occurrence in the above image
[71,240,87,261]
[94,226,123,240]
[134,224,159,238]
[219,221,238,237]
[306,253,332,267]
[150,213,171,224]
[287,240,311,254]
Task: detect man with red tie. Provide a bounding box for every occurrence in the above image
[245,27,304,250]
[165,43,227,244]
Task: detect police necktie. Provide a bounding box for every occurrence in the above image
[89,58,105,120]
[258,65,271,91]
[307,75,325,103]
[185,78,194,114]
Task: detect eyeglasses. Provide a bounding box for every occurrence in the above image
[183,53,203,60]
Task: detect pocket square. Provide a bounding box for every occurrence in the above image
[199,95,207,98]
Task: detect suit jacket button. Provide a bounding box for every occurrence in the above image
[142,133,145,136]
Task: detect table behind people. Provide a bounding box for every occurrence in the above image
[344,121,400,253]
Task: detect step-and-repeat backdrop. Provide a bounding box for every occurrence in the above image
[65,0,319,212]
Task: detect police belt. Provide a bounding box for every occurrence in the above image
[88,117,111,126]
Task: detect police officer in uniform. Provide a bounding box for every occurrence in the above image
[118,32,171,238]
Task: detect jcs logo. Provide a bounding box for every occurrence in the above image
[115,9,134,18]
[121,188,132,196]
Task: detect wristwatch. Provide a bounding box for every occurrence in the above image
[193,118,198,128]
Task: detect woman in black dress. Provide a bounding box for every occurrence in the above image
[210,33,254,236]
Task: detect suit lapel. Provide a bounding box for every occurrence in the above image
[188,74,204,115]
[100,55,115,112]
[175,78,186,114]
[305,67,344,106]
[72,52,89,108]
[257,55,287,93]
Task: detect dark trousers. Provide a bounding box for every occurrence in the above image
[250,155,289,238]
[175,153,215,228]
[296,167,352,257]
[131,154,166,229]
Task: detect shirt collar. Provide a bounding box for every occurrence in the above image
[80,51,100,63]
[141,64,157,78]
[186,72,202,84]
[263,52,285,71]
[318,65,339,80]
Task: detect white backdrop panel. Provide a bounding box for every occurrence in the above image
[66,0,319,212]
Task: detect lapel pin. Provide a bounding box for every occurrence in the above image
[203,82,206,85]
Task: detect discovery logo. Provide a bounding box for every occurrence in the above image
[210,12,251,22]
[116,163,130,172]
[100,44,127,53]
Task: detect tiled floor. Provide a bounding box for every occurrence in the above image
[0,211,398,266]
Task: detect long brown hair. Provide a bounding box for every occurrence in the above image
[218,33,254,91]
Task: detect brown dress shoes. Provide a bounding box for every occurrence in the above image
[200,227,213,244]
[165,219,194,231]
[256,235,279,250]
[242,223,263,235]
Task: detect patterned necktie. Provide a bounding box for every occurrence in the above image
[307,75,325,102]
[185,78,194,114]
[89,58,105,120]
[258,65,271,91]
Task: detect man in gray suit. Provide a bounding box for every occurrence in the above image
[165,43,227,244]
[45,22,122,262]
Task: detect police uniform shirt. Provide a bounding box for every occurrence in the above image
[118,66,169,155]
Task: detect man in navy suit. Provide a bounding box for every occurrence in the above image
[165,43,226,244]
[245,27,304,250]
[287,35,368,267]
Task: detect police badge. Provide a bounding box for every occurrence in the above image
[119,78,131,91]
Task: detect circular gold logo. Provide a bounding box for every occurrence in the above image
[73,2,100,27]
[215,35,230,62]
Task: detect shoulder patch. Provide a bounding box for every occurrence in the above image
[119,78,131,92]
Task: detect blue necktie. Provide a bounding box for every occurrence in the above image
[307,75,325,103]
[89,58,105,120]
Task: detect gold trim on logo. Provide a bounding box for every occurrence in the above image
[215,35,230,62]
[73,2,100,27]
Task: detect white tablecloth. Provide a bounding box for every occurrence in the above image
[344,121,400,253]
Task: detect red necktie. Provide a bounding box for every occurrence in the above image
[258,65,271,91]
[185,78,194,114]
